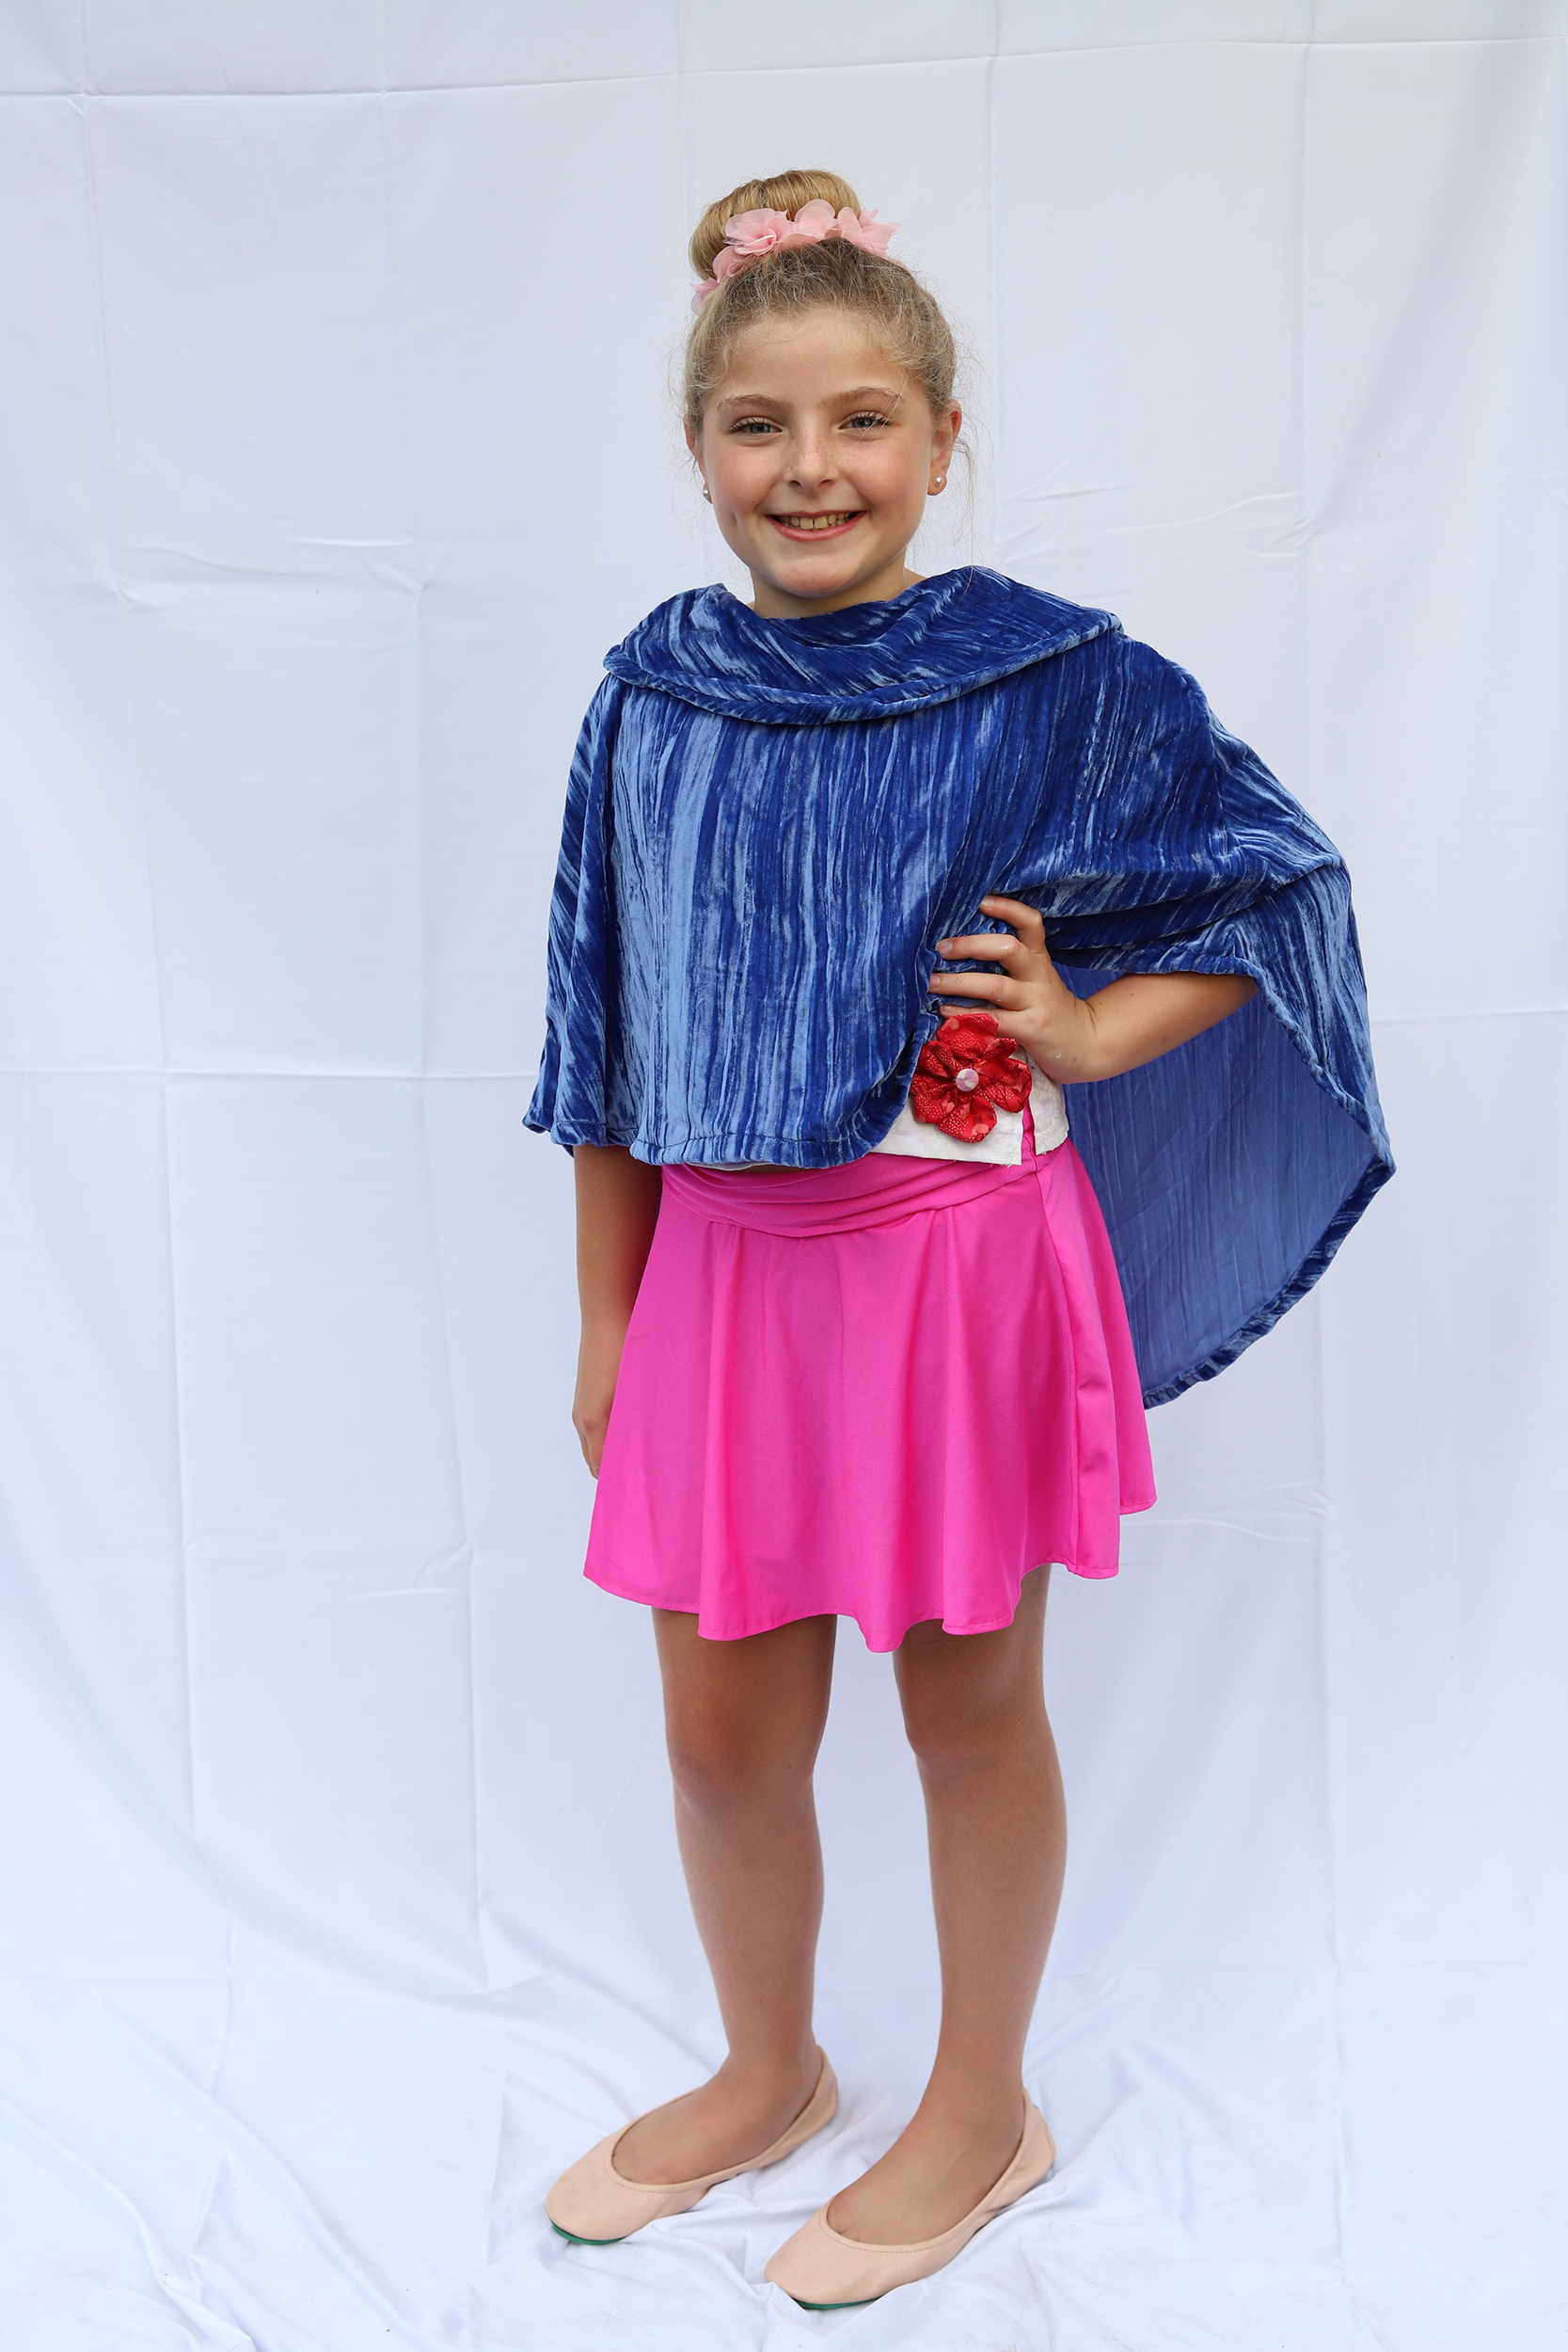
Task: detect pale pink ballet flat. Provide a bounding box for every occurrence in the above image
[764,2095,1054,2307]
[546,2049,838,2244]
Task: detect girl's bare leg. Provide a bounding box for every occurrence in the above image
[613,1607,838,2184]
[827,1564,1065,2243]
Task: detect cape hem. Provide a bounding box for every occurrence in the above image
[1140,1148,1394,1406]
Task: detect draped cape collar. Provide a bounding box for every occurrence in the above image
[603,566,1117,724]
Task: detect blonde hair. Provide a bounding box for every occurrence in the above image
[684,168,959,437]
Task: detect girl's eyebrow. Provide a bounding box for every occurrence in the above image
[715,385,907,411]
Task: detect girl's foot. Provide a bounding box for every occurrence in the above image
[612,2048,823,2185]
[825,2095,1025,2245]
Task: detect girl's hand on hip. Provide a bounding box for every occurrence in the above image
[930,893,1259,1084]
[929,895,1100,1082]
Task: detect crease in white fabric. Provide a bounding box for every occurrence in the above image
[89,2000,452,2352]
[0,2085,256,2350]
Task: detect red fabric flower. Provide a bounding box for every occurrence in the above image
[909,1012,1033,1143]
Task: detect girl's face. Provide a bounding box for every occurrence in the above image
[688,309,960,619]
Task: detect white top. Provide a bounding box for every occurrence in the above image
[710,1052,1069,1172]
[868,1048,1069,1164]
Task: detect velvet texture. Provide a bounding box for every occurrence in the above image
[526,567,1392,1403]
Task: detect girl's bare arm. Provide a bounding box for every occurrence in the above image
[928,894,1256,1083]
[572,1143,663,1475]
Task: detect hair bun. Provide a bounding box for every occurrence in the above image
[689,168,862,278]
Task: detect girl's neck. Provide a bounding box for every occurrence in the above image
[748,559,925,620]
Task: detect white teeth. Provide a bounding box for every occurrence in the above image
[777,513,857,530]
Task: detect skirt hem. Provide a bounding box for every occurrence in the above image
[584,1495,1155,1652]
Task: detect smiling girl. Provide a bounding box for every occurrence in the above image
[529,169,1389,2308]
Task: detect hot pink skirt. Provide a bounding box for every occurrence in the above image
[585,1123,1156,1653]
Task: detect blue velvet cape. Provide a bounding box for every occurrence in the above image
[526,567,1392,1405]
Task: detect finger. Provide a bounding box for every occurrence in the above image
[934,930,1023,961]
[978,895,1049,946]
[927,972,1021,1007]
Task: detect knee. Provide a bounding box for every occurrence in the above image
[665,1707,818,1821]
[897,1663,1041,1787]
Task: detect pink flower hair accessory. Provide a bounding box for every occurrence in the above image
[691,199,902,313]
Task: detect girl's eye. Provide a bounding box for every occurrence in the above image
[732,418,780,436]
[847,412,892,430]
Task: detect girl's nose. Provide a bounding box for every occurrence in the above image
[788,438,833,485]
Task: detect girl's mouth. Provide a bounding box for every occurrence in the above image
[766,511,865,542]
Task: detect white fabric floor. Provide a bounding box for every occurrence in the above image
[1,6,1564,2345]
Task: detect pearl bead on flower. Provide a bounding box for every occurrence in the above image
[908,1011,1031,1143]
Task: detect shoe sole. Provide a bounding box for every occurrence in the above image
[552,2222,874,2299]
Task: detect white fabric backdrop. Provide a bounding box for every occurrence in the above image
[1,5,1563,2345]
